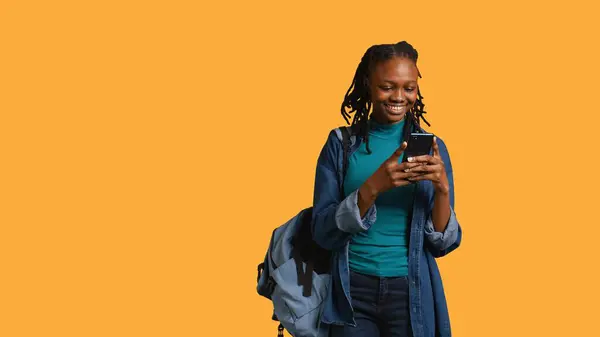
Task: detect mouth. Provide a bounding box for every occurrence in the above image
[384,103,407,114]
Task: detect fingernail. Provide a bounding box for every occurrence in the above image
[407,157,413,162]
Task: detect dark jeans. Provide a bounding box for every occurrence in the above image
[330,269,413,337]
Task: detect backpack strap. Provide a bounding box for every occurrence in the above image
[340,126,351,198]
[293,249,314,297]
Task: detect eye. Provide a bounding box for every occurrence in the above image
[405,87,416,92]
[380,86,393,91]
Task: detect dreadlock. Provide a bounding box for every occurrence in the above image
[341,41,430,154]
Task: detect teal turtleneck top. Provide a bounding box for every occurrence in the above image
[343,117,416,277]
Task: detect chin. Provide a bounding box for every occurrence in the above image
[384,113,407,123]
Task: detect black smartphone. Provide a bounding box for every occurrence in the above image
[402,133,434,162]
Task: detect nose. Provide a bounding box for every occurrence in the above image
[390,88,405,103]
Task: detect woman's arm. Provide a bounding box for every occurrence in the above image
[310,130,377,251]
[357,183,378,218]
[311,129,437,252]
[409,136,462,257]
[431,186,451,233]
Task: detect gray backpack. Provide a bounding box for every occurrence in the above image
[256,127,351,337]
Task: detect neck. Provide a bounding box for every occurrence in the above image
[370,114,406,126]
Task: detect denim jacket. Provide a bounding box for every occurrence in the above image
[310,126,462,337]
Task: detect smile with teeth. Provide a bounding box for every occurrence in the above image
[385,104,406,113]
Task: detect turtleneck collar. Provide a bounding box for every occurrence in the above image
[368,116,406,139]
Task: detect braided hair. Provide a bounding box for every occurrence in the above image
[341,41,430,154]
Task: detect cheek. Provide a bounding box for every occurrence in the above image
[370,89,387,102]
[407,92,418,103]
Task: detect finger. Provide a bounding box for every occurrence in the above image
[408,165,426,173]
[432,136,441,158]
[407,173,438,182]
[397,162,422,172]
[391,171,421,181]
[388,141,408,162]
[408,164,441,174]
[391,178,413,187]
[407,154,437,164]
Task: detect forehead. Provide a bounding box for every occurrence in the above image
[370,57,419,83]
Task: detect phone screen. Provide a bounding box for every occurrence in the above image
[402,133,434,162]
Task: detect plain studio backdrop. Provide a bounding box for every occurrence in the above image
[1,1,599,336]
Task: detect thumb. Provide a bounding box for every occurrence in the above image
[432,136,440,157]
[388,141,408,162]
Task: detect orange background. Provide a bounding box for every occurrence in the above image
[1,0,599,336]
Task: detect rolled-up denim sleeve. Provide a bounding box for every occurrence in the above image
[424,206,459,251]
[335,189,377,233]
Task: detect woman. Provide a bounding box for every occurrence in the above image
[311,41,462,337]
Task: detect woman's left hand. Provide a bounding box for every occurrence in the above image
[405,137,449,195]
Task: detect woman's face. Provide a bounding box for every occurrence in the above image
[368,56,419,124]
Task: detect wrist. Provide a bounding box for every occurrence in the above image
[434,183,450,196]
[359,180,379,202]
[434,174,450,195]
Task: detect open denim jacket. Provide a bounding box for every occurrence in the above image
[311,126,462,337]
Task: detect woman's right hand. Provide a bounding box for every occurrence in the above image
[357,142,423,216]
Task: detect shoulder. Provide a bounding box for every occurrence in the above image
[316,125,356,163]
[315,127,344,159]
[332,126,351,142]
[322,126,349,144]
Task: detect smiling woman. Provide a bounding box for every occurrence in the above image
[371,57,419,120]
[311,41,462,337]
